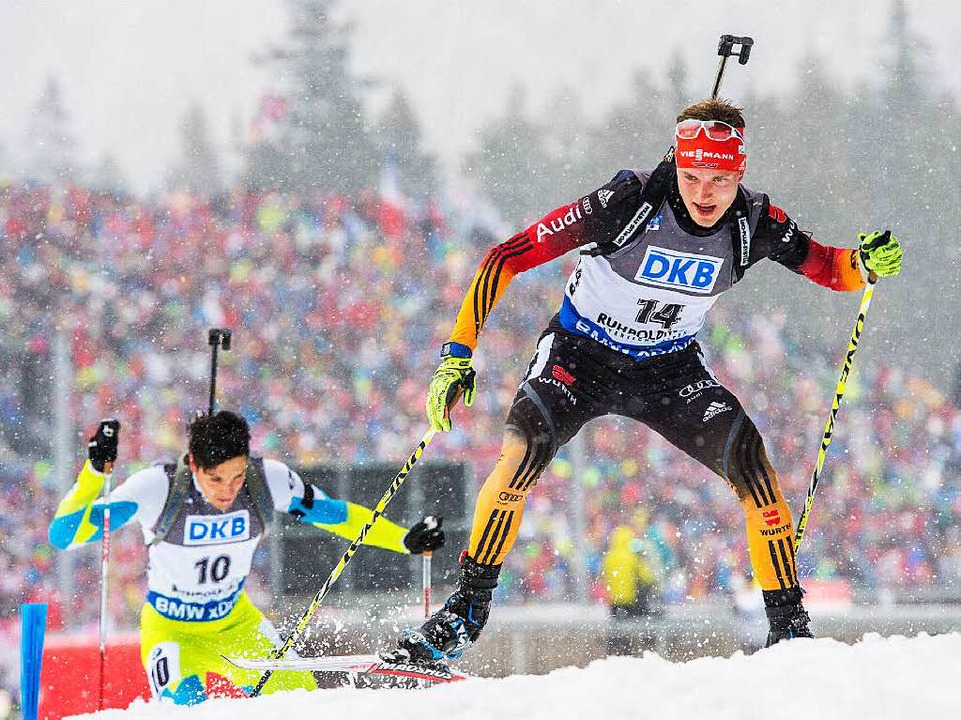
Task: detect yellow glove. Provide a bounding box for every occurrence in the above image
[858,230,902,278]
[426,345,476,432]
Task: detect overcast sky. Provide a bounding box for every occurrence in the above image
[1,1,959,193]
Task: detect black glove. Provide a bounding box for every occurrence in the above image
[87,419,120,473]
[403,515,445,554]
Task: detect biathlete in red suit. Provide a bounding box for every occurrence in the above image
[391,98,903,660]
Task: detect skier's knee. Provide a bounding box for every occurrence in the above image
[723,418,779,505]
[504,397,556,489]
[490,426,548,495]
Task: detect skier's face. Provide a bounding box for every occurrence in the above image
[190,454,248,511]
[676,167,740,228]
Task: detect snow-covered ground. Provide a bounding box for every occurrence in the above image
[78,633,957,720]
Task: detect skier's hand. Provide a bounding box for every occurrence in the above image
[858,230,902,278]
[403,515,445,554]
[87,419,120,473]
[426,348,475,432]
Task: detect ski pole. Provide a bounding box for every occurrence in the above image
[207,328,232,415]
[794,274,878,553]
[250,427,437,697]
[98,457,115,711]
[422,551,432,618]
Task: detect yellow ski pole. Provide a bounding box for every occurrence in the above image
[794,274,877,553]
[249,427,437,697]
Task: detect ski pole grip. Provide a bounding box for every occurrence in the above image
[718,34,754,64]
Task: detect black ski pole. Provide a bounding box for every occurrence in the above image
[207,328,232,415]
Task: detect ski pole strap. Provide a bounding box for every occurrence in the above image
[250,427,437,698]
[793,278,876,553]
[719,34,754,64]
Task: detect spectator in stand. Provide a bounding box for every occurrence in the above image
[603,525,661,655]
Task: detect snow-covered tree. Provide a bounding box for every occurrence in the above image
[168,102,223,195]
[23,77,80,184]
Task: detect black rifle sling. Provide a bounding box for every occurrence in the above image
[151,455,273,546]
[584,158,676,258]
[586,156,752,278]
[728,186,753,282]
[151,456,192,546]
[244,457,274,536]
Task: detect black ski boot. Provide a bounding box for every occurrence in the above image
[764,587,814,647]
[390,553,501,663]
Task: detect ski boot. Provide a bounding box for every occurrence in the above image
[764,586,814,646]
[387,553,501,664]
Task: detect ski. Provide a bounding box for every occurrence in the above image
[223,653,468,685]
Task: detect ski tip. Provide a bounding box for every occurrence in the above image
[222,653,250,669]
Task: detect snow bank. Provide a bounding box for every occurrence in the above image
[78,633,957,720]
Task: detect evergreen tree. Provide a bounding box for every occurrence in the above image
[465,84,554,227]
[539,87,592,198]
[731,70,866,364]
[168,102,223,195]
[865,0,958,381]
[245,0,379,193]
[872,0,933,225]
[756,52,859,237]
[666,50,690,111]
[244,139,288,192]
[89,152,128,194]
[23,77,80,184]
[373,88,436,197]
[585,69,675,184]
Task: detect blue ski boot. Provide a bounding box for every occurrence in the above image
[391,554,501,663]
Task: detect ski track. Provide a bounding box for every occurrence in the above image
[79,633,957,720]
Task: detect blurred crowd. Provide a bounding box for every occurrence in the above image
[1,181,960,633]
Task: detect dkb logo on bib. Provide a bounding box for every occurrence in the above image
[635,246,723,294]
[185,510,251,545]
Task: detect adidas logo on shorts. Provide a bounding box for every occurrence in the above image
[702,401,732,422]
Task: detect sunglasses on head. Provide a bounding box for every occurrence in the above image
[675,119,744,142]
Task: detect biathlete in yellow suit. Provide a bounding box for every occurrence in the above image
[50,411,444,704]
